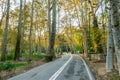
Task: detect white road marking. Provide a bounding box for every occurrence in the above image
[49,54,72,80]
[80,57,95,80]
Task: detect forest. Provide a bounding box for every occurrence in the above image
[0,0,120,80]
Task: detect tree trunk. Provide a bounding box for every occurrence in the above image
[48,0,51,43]
[14,0,23,60]
[106,9,114,72]
[110,0,120,75]
[46,0,57,61]
[29,0,34,60]
[1,0,10,61]
[21,0,26,54]
[81,2,87,57]
[47,0,51,55]
[83,27,87,57]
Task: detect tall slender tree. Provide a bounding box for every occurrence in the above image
[21,0,26,54]
[48,0,51,42]
[109,0,120,75]
[106,8,114,72]
[29,0,34,60]
[47,0,57,61]
[47,0,51,56]
[14,0,23,60]
[81,1,88,57]
[1,0,10,61]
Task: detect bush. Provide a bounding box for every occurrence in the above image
[6,53,14,60]
[0,61,14,71]
[45,55,53,62]
[0,62,4,71]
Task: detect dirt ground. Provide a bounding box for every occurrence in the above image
[0,60,46,80]
[86,59,120,80]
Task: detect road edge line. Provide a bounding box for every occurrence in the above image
[49,54,72,80]
[80,57,95,80]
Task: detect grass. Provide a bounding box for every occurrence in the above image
[0,53,44,72]
[0,61,27,72]
[110,73,120,80]
[0,53,44,60]
[22,53,44,60]
[32,53,44,60]
[21,53,29,57]
[13,63,27,68]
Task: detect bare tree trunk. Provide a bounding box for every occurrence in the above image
[109,0,120,75]
[106,9,114,72]
[29,0,34,60]
[48,0,51,44]
[81,2,87,57]
[1,0,10,61]
[47,0,51,55]
[14,0,23,60]
[46,0,57,61]
[21,0,26,54]
[83,27,87,57]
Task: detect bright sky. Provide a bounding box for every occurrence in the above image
[0,0,103,26]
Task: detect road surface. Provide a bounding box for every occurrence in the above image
[8,54,95,80]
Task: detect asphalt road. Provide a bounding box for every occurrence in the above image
[8,54,95,80]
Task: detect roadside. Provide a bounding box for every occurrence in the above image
[0,53,47,80]
[84,56,120,80]
[0,53,62,80]
[8,54,70,80]
[0,60,46,80]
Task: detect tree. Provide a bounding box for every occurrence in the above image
[46,0,57,61]
[106,7,114,72]
[14,0,23,60]
[109,0,120,75]
[1,0,10,61]
[21,0,26,54]
[29,0,34,60]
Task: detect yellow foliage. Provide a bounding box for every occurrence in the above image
[71,0,79,4]
[93,41,97,52]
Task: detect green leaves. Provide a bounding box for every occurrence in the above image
[93,16,98,28]
[0,61,14,71]
[104,0,108,4]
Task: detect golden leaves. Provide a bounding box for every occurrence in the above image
[71,0,79,4]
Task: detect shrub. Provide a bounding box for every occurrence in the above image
[0,62,4,71]
[0,61,14,71]
[45,55,53,62]
[6,53,14,60]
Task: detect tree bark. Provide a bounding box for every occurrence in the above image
[106,9,114,72]
[1,0,10,61]
[14,0,23,60]
[79,1,88,57]
[109,0,120,75]
[29,0,34,60]
[46,0,57,61]
[21,0,26,54]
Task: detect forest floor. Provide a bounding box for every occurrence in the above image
[0,60,46,80]
[85,57,120,80]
